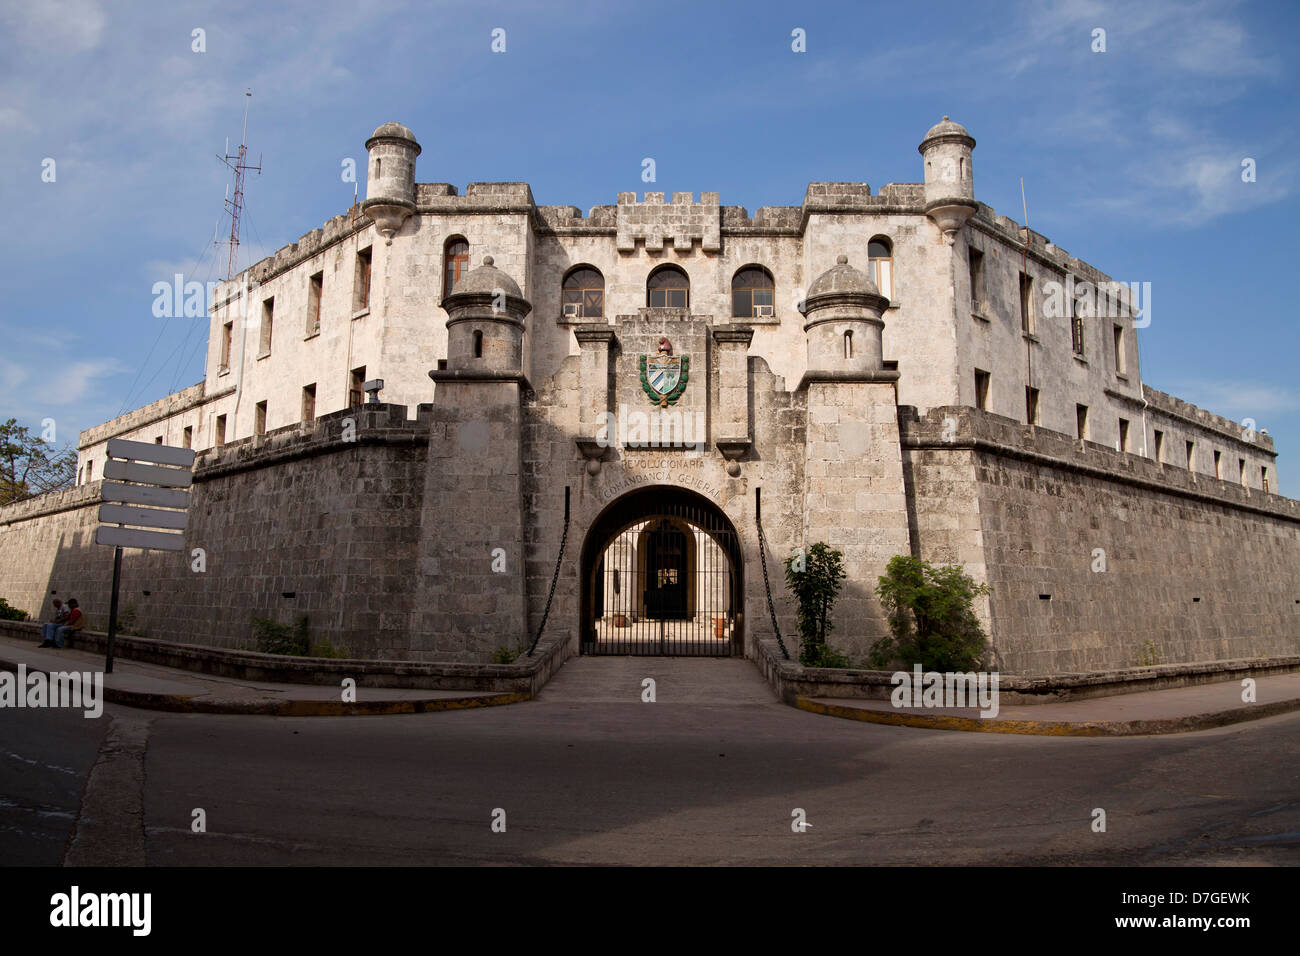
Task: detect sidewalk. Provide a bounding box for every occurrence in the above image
[797,670,1300,735]
[0,634,526,716]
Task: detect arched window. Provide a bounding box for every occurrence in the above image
[562,266,605,319]
[844,330,853,359]
[444,237,470,296]
[731,266,774,318]
[473,330,483,358]
[647,265,689,309]
[868,236,893,300]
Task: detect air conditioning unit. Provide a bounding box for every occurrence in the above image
[562,302,581,318]
[753,304,774,318]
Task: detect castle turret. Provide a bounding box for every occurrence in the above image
[438,256,531,375]
[799,255,891,380]
[919,116,976,243]
[362,121,421,244]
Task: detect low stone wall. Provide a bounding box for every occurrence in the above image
[0,619,572,697]
[756,638,1300,704]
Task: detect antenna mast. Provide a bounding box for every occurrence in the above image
[217,90,261,280]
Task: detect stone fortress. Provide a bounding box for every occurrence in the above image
[2,116,1297,676]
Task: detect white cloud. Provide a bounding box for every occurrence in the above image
[0,0,107,54]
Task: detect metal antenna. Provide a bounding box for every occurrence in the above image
[217,90,261,280]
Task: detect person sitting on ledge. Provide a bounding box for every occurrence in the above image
[39,597,69,646]
[40,598,84,649]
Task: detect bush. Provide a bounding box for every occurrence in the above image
[309,638,350,659]
[490,645,520,664]
[784,542,847,667]
[252,615,311,656]
[870,555,992,672]
[0,598,29,622]
[801,643,854,669]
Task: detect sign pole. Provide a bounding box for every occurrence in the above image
[106,544,122,674]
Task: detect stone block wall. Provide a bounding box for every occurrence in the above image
[2,405,429,659]
[904,406,1300,675]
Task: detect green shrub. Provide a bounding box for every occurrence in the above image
[870,555,992,672]
[0,598,29,622]
[252,615,310,656]
[490,645,521,664]
[785,542,847,667]
[801,643,854,669]
[309,638,350,659]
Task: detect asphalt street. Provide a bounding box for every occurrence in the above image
[4,659,1299,866]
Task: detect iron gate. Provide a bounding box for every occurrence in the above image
[581,492,742,656]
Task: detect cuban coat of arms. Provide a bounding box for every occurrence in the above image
[639,337,690,406]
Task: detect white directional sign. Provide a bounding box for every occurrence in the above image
[96,438,197,552]
[95,525,187,552]
[101,482,190,509]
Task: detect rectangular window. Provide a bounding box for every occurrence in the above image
[349,366,366,407]
[87,461,93,482]
[1153,429,1164,463]
[1214,449,1222,479]
[182,426,192,449]
[1113,323,1125,374]
[1071,294,1085,355]
[968,249,984,313]
[1076,404,1089,441]
[154,435,163,444]
[1118,418,1130,452]
[974,369,990,411]
[1025,387,1040,425]
[220,321,233,371]
[259,297,274,356]
[1186,439,1195,471]
[302,383,316,422]
[1019,272,1034,333]
[255,401,267,437]
[1262,466,1270,494]
[215,414,227,447]
[307,271,323,334]
[1239,458,1247,486]
[355,248,372,312]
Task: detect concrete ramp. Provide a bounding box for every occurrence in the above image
[536,656,777,704]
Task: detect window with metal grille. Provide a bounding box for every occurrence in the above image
[561,266,604,319]
[731,266,774,318]
[647,265,689,309]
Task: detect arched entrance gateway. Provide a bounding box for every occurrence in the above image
[580,486,743,656]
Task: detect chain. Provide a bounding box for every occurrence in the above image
[756,508,791,660]
[527,508,569,657]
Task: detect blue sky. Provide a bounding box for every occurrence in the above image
[1,0,1297,494]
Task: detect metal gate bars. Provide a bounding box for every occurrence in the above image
[582,494,741,656]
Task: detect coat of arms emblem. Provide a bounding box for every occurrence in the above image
[639,337,690,406]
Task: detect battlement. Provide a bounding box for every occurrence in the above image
[615,191,722,252]
[970,201,1134,314]
[1144,386,1276,454]
[78,382,207,449]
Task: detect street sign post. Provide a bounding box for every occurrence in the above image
[95,438,196,672]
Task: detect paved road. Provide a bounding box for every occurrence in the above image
[4,658,1299,865]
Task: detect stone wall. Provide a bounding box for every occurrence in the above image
[3,405,428,660]
[904,407,1300,675]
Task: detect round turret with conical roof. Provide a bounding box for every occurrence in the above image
[363,121,421,243]
[440,256,532,373]
[918,115,977,243]
[800,255,891,378]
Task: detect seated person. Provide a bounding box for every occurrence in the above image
[40,598,84,649]
[39,598,69,645]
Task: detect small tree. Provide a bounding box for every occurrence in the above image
[871,555,992,672]
[0,419,77,505]
[785,542,847,667]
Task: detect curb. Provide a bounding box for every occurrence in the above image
[0,656,531,716]
[794,695,1300,736]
